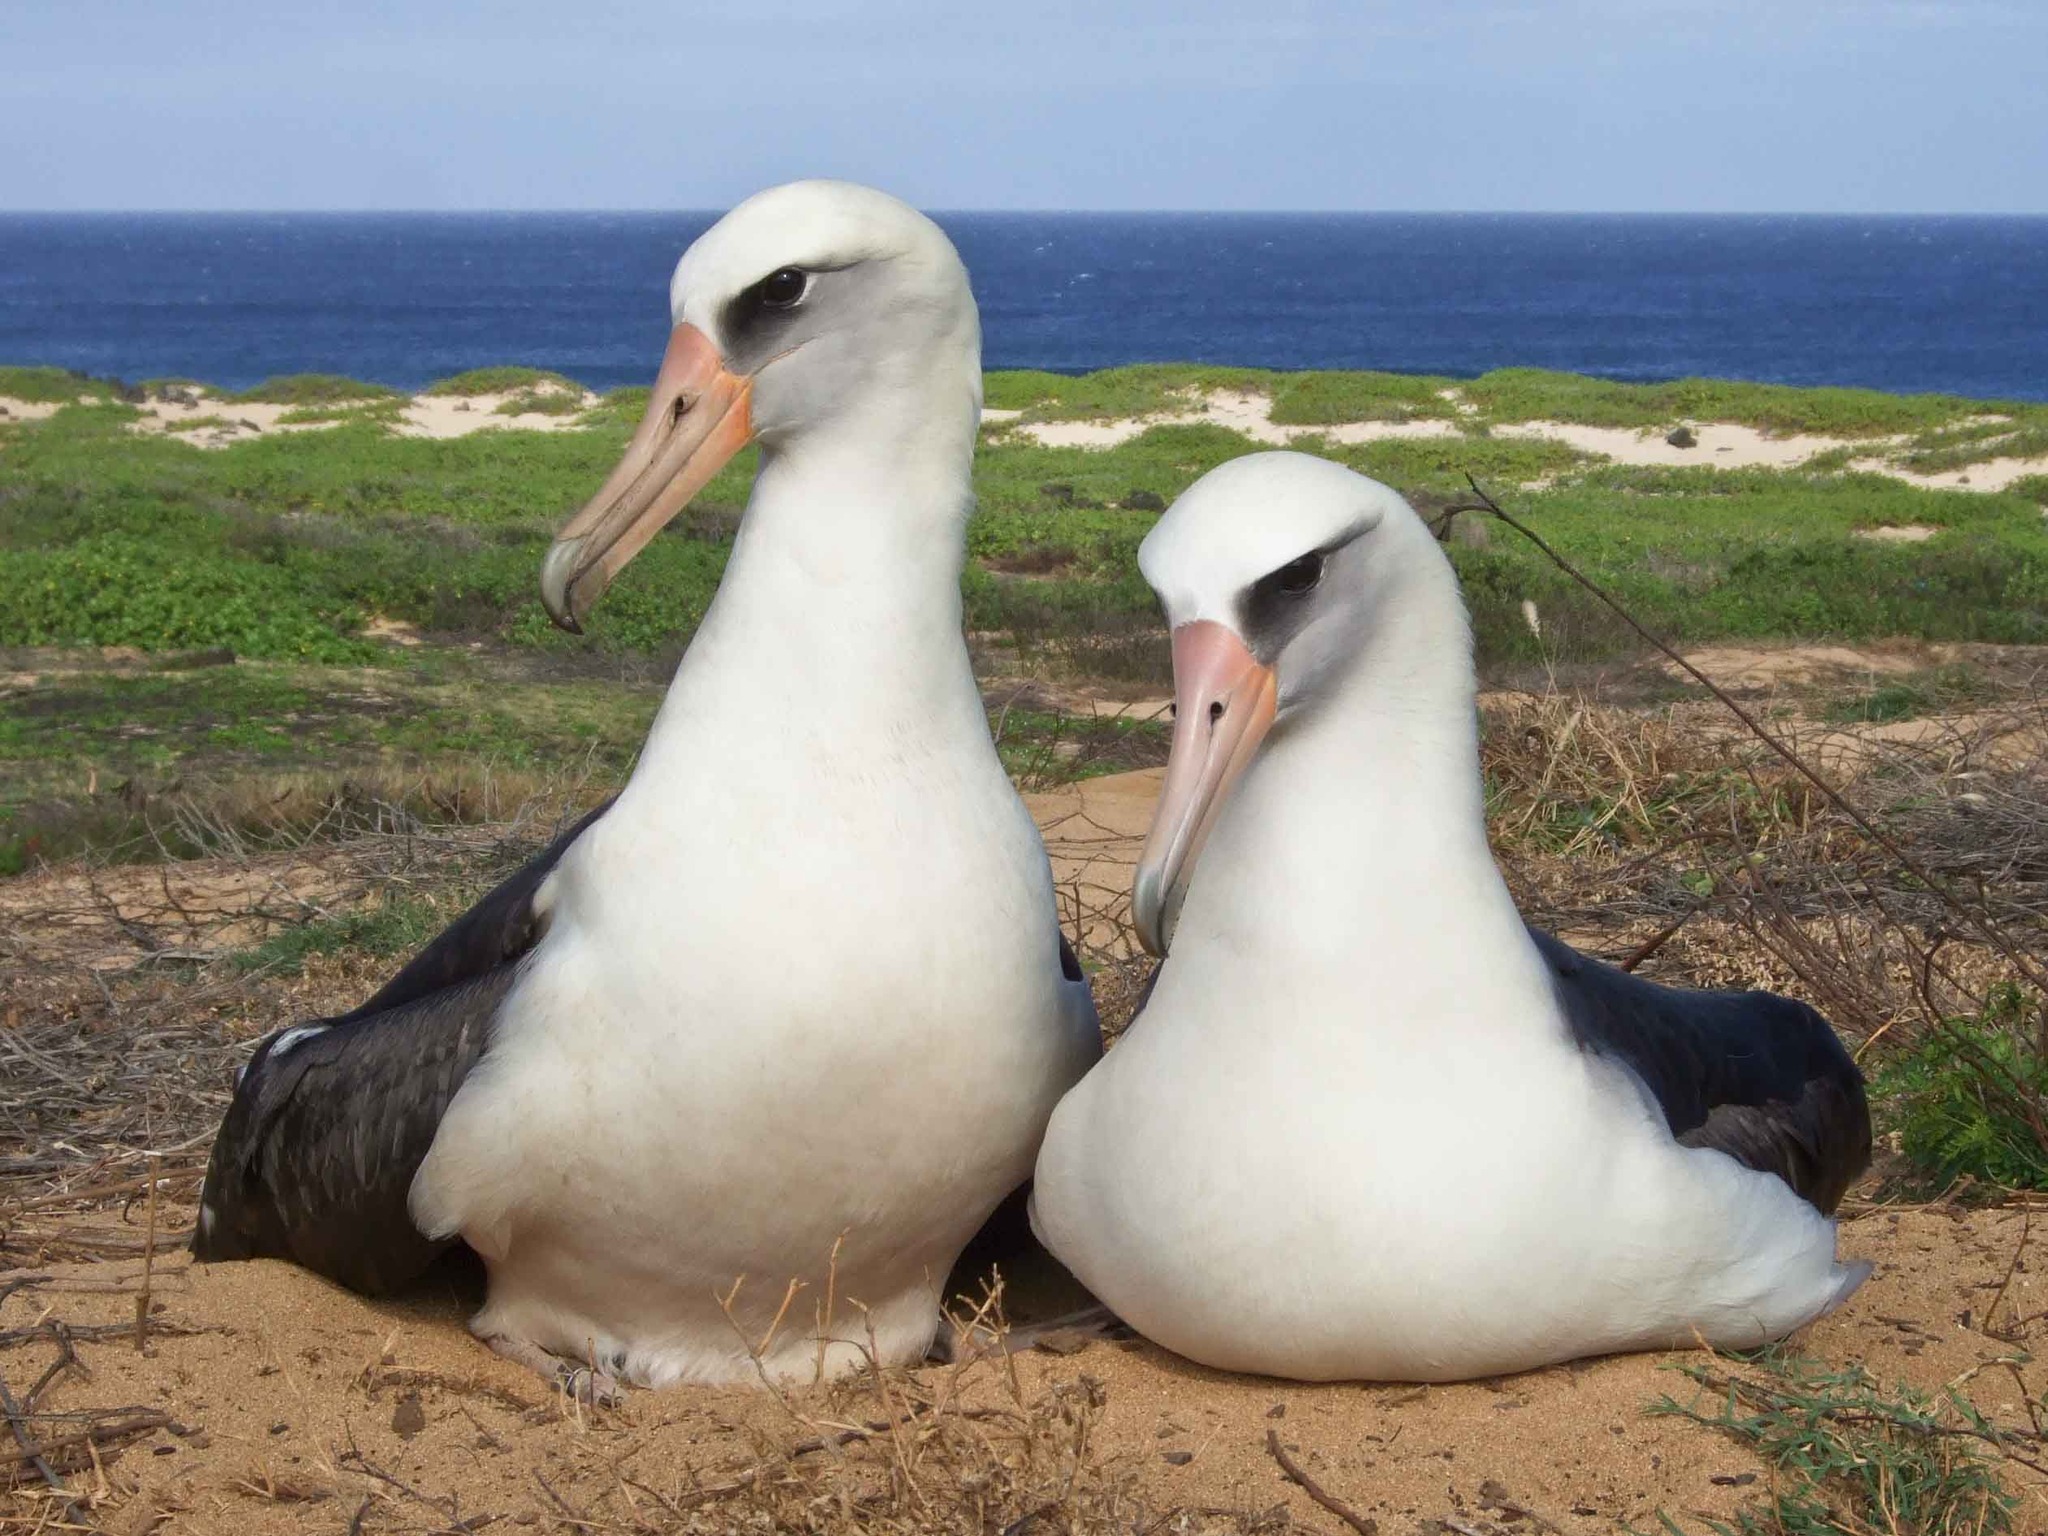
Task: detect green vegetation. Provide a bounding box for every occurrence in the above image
[276,397,408,426]
[425,366,579,396]
[1446,466,2048,664]
[3,533,376,661]
[1267,368,1461,424]
[3,366,2044,685]
[985,363,1273,420]
[1873,987,2048,1190]
[230,373,400,406]
[0,397,725,659]
[495,386,588,416]
[1900,414,2048,475]
[0,365,116,403]
[1460,368,2001,437]
[160,414,235,434]
[1314,428,1592,494]
[582,385,652,428]
[0,655,667,872]
[991,707,1168,788]
[234,894,445,976]
[1822,665,1989,724]
[1827,681,1930,724]
[1652,1353,2017,1534]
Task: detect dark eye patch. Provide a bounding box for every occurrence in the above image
[717,266,814,364]
[1269,551,1324,595]
[1238,547,1335,660]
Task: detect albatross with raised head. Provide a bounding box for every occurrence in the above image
[1030,451,1869,1382]
[194,181,1101,1393]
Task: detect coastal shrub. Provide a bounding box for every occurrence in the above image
[581,386,652,428]
[274,397,408,426]
[1317,430,1592,493]
[1900,415,2048,474]
[0,533,372,660]
[1875,987,2048,1190]
[495,387,587,417]
[424,366,579,396]
[999,363,1275,421]
[1461,367,1994,437]
[233,373,400,405]
[3,364,2046,673]
[505,531,732,653]
[0,365,117,404]
[1267,369,1460,424]
[1653,1354,2018,1534]
[983,370,1073,412]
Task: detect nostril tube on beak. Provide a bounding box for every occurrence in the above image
[1130,621,1282,958]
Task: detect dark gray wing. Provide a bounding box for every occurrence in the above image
[192,798,614,1293]
[1529,925,1871,1214]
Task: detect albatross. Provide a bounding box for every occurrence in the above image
[1030,452,1870,1382]
[194,181,1101,1393]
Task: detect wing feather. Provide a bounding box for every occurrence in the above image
[1529,925,1871,1213]
[192,799,614,1292]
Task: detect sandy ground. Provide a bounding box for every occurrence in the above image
[0,385,599,451]
[1491,419,1854,470]
[0,398,74,424]
[7,746,2048,1530]
[993,390,1464,451]
[8,387,2045,493]
[7,1205,2047,1535]
[394,390,599,442]
[1848,453,2048,495]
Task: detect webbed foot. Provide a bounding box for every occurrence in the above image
[478,1330,626,1407]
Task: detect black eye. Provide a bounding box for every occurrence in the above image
[758,267,808,308]
[1272,551,1325,596]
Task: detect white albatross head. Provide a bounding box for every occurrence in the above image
[541,180,981,631]
[1131,451,1462,956]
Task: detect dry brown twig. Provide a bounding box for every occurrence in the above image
[1446,476,2048,1001]
[1265,1427,1379,1535]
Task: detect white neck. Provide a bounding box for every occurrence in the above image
[1174,542,1554,1030]
[639,378,986,768]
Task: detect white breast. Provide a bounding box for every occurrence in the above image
[1035,946,1849,1380]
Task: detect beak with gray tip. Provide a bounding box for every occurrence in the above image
[1132,620,1279,958]
[540,322,753,633]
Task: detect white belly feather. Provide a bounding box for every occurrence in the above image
[413,746,1095,1387]
[1032,961,1856,1382]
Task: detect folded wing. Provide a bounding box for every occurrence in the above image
[1530,925,1871,1214]
[192,799,614,1292]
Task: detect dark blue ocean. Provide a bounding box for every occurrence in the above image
[1,213,2044,401]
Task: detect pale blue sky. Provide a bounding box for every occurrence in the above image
[6,1,2043,212]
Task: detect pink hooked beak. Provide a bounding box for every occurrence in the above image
[1132,620,1279,957]
[540,322,753,633]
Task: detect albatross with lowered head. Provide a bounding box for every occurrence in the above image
[195,181,1101,1394]
[1030,451,1869,1382]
